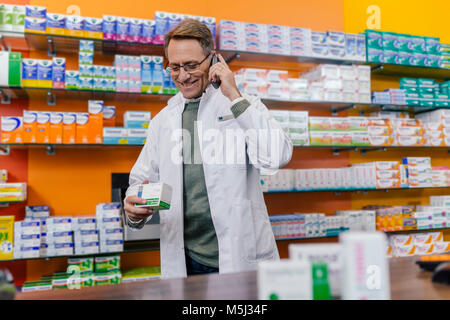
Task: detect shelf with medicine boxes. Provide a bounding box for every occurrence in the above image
[0,31,165,57]
[370,63,450,81]
[0,239,160,262]
[0,143,144,156]
[264,186,450,194]
[1,86,447,117]
[0,86,173,105]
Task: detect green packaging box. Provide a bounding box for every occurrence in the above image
[67,257,94,274]
[397,34,412,52]
[418,78,435,86]
[8,52,22,86]
[401,86,418,94]
[367,48,384,63]
[405,99,420,106]
[383,49,399,64]
[93,271,122,286]
[382,32,399,51]
[365,30,383,49]
[397,52,413,65]
[418,86,435,94]
[434,93,449,107]
[95,255,121,272]
[413,53,427,66]
[410,36,426,54]
[399,78,418,86]
[424,37,440,54]
[419,93,434,107]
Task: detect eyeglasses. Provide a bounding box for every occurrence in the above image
[166,53,211,75]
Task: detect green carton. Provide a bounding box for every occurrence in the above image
[382,32,399,51]
[365,30,383,49]
[399,78,418,86]
[418,78,435,86]
[383,49,399,64]
[397,34,412,52]
[424,37,440,54]
[95,255,121,272]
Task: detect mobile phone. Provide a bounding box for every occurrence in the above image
[211,54,221,89]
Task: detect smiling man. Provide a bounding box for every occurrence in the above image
[123,19,293,279]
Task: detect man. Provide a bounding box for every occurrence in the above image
[124,19,293,279]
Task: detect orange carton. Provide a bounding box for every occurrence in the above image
[63,112,76,144]
[103,106,116,127]
[50,112,63,144]
[1,117,23,143]
[36,112,50,143]
[88,100,104,144]
[23,110,38,143]
[76,113,89,144]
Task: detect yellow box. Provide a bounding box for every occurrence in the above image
[65,16,85,37]
[0,216,14,260]
[88,100,104,144]
[76,113,89,144]
[46,13,66,36]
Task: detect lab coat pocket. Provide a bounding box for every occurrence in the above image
[251,200,277,261]
[230,198,257,265]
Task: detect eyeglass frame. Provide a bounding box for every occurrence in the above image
[165,52,212,75]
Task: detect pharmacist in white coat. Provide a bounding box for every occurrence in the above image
[124,19,293,279]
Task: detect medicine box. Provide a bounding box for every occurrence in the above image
[135,182,172,210]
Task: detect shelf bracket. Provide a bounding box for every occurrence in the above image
[46,145,56,156]
[47,36,56,57]
[47,90,56,106]
[371,64,384,73]
[0,145,10,156]
[332,147,358,155]
[360,147,387,155]
[331,104,355,116]
[225,52,240,64]
[0,89,11,104]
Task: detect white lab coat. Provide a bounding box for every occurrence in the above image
[125,85,293,279]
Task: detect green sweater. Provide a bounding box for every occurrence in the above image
[182,98,250,268]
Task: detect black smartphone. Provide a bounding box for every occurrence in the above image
[211,54,221,89]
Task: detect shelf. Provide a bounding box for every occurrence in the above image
[274,226,450,242]
[370,63,450,80]
[0,31,165,56]
[0,86,173,105]
[264,185,450,194]
[0,143,143,155]
[0,239,160,262]
[2,86,448,116]
[293,145,450,155]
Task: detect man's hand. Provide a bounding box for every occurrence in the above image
[209,53,242,102]
[124,179,155,223]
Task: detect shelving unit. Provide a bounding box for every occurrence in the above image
[264,185,450,194]
[0,239,159,262]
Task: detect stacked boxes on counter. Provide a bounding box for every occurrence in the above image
[0,182,27,202]
[96,203,124,253]
[387,232,450,258]
[270,110,309,146]
[218,20,366,61]
[234,64,371,103]
[93,255,122,286]
[261,157,450,192]
[103,111,150,145]
[365,29,442,68]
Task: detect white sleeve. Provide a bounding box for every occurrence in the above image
[234,95,293,171]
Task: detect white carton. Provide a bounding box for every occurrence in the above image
[135,182,172,210]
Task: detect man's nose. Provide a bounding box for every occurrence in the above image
[177,68,191,82]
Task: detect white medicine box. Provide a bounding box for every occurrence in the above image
[135,182,172,210]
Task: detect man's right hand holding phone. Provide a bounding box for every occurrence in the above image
[124,179,155,223]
